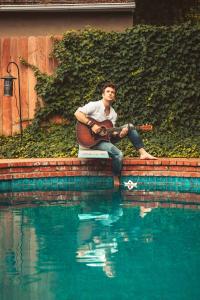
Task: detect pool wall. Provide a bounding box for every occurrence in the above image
[0,157,199,181]
[0,157,199,207]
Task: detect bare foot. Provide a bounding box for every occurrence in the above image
[139,148,157,160]
[113,176,120,188]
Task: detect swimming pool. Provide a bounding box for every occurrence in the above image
[0,181,200,300]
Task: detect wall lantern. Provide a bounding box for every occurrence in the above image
[0,61,23,138]
[1,73,17,96]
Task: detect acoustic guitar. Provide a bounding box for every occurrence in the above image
[76,117,153,148]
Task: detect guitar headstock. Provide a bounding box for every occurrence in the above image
[138,124,153,132]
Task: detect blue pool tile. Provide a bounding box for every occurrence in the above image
[0,175,199,194]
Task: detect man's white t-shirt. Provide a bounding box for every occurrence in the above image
[76,100,117,126]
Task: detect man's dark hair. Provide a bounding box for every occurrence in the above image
[101,82,117,93]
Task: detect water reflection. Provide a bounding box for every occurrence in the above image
[76,192,123,277]
[75,191,159,278]
[0,189,200,300]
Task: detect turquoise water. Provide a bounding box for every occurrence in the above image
[0,188,200,300]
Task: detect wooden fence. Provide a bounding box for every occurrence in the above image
[0,36,58,136]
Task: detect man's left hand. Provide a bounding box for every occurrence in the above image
[119,128,128,138]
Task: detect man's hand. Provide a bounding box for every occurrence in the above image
[119,127,128,138]
[91,124,102,134]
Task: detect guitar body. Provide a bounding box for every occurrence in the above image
[76,118,113,148]
[76,117,153,148]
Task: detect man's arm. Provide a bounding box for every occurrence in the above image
[74,110,101,133]
[74,110,91,126]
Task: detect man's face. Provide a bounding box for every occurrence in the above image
[102,87,116,102]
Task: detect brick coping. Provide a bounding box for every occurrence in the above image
[0,157,199,181]
[0,157,199,165]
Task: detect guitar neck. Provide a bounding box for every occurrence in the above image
[107,127,123,133]
[107,125,138,133]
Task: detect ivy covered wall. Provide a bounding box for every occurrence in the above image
[31,22,200,135]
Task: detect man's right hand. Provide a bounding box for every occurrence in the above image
[91,124,102,134]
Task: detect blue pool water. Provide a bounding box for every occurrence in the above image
[0,182,200,300]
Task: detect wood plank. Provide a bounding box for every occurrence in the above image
[18,37,29,129]
[37,36,47,73]
[10,37,19,135]
[46,36,53,75]
[2,37,12,136]
[35,36,47,109]
[27,36,37,120]
[46,36,58,75]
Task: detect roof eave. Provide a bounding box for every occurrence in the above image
[0,3,135,12]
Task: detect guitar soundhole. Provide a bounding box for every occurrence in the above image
[99,127,107,137]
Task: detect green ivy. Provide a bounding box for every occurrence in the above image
[0,125,78,159]
[0,125,199,158]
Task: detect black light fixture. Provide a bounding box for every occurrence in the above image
[0,61,23,138]
[1,73,16,96]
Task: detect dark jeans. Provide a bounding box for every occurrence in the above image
[93,124,144,176]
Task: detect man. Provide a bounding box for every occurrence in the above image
[74,83,156,184]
